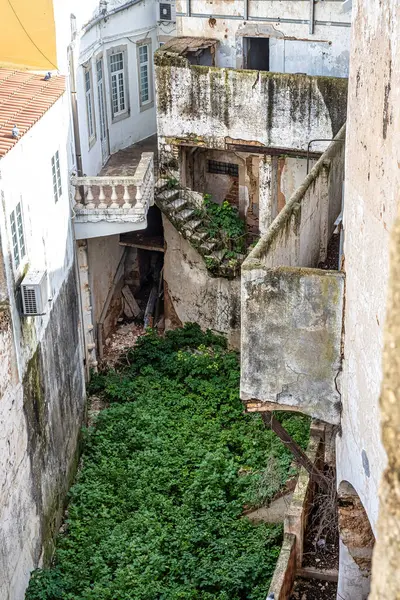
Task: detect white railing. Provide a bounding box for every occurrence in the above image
[71,152,154,220]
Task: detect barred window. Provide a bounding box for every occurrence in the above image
[208,160,239,177]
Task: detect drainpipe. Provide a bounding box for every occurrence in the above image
[243,0,248,21]
[309,0,315,34]
[68,40,83,177]
[187,0,191,18]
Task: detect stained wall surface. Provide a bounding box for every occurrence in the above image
[337,1,400,598]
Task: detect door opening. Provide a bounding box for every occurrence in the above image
[243,37,270,71]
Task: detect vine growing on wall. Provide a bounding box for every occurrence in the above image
[25,324,310,600]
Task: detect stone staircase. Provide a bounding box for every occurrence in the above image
[155,183,245,278]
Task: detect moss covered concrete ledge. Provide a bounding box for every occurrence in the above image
[155,43,348,154]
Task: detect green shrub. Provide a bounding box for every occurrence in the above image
[26,325,310,600]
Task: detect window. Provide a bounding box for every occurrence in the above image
[96,58,107,141]
[208,160,239,177]
[85,68,96,142]
[10,201,26,269]
[138,44,151,106]
[51,151,62,202]
[110,52,126,116]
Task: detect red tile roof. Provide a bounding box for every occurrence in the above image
[0,69,66,158]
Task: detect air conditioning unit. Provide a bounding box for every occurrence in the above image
[159,1,176,22]
[21,270,48,316]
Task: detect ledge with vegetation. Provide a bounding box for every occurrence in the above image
[26,325,310,600]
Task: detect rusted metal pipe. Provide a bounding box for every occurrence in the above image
[306,138,345,174]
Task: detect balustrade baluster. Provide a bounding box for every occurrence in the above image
[110,184,119,209]
[74,184,84,210]
[122,185,132,209]
[85,184,95,209]
[98,185,107,209]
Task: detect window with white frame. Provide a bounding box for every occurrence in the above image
[110,52,126,117]
[51,150,62,202]
[96,58,107,141]
[138,44,151,105]
[10,201,26,269]
[85,68,96,142]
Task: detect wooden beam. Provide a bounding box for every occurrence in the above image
[261,413,328,491]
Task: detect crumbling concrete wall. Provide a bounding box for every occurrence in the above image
[155,60,348,161]
[163,216,240,348]
[247,129,345,268]
[241,266,344,423]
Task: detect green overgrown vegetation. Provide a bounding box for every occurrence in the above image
[200,195,246,255]
[26,324,310,600]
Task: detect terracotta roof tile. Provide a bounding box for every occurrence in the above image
[0,68,66,158]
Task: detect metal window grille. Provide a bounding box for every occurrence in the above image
[139,45,150,104]
[23,287,37,315]
[208,160,239,177]
[110,53,126,115]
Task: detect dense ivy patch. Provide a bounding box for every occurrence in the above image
[26,324,309,600]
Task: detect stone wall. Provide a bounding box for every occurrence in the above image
[241,267,344,423]
[163,216,240,348]
[155,56,348,162]
[0,266,85,600]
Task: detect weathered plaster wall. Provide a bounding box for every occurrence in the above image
[247,130,345,269]
[0,97,86,600]
[241,267,344,423]
[0,268,85,600]
[163,216,240,348]
[175,0,350,76]
[337,2,400,598]
[156,63,348,160]
[336,0,399,557]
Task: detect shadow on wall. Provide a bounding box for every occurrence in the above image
[337,481,375,600]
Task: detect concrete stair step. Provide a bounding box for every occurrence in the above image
[157,188,180,203]
[191,231,208,243]
[185,219,202,232]
[201,241,217,252]
[176,209,195,221]
[169,198,187,212]
[212,250,226,262]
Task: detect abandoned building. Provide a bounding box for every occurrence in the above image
[0,0,399,599]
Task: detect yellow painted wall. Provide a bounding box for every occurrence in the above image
[0,0,57,70]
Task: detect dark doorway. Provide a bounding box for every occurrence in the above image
[244,37,270,71]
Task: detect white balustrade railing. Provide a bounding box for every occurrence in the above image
[71,152,154,217]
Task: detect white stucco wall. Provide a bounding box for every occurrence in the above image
[77,0,158,176]
[176,0,351,76]
[0,96,86,600]
[337,0,399,554]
